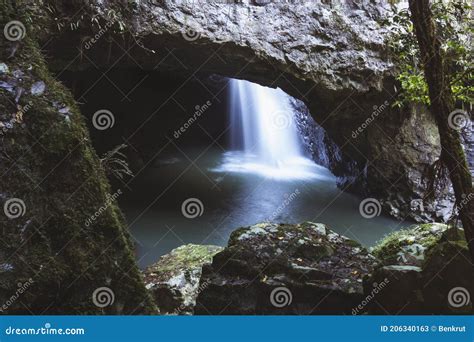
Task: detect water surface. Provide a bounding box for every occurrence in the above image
[122,79,410,268]
[122,147,410,268]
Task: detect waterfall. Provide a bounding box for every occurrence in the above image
[214,79,327,180]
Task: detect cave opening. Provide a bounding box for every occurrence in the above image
[60,69,409,268]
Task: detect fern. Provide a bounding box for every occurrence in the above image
[100,144,133,180]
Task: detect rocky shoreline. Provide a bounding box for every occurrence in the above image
[144,222,473,315]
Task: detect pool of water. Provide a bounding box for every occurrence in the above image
[120,146,411,268]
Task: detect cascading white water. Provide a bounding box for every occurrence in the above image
[215,79,327,180]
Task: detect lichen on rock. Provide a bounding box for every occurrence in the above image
[143,244,222,315]
[365,223,473,314]
[195,222,377,315]
[0,2,156,314]
[372,222,450,266]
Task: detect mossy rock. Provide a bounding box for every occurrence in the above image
[422,240,473,314]
[145,244,223,282]
[0,3,156,314]
[372,223,450,266]
[144,244,223,314]
[196,222,377,315]
[365,223,473,314]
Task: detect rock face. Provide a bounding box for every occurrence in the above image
[37,0,460,221]
[194,222,377,315]
[366,223,473,314]
[291,97,365,194]
[368,105,457,223]
[0,3,156,314]
[143,244,222,315]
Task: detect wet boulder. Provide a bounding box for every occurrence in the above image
[195,222,377,314]
[365,223,473,314]
[143,244,222,315]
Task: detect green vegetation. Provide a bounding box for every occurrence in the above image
[372,223,467,266]
[383,1,473,107]
[145,244,222,279]
[372,223,446,264]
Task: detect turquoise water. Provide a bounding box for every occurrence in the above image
[121,147,411,268]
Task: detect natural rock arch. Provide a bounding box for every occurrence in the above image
[42,0,448,221]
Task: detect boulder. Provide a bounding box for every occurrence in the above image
[371,223,449,266]
[0,2,157,314]
[195,222,377,315]
[365,224,473,314]
[144,244,222,314]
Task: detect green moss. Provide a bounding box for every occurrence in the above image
[0,1,156,314]
[372,223,448,264]
[145,244,222,281]
[228,227,251,246]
